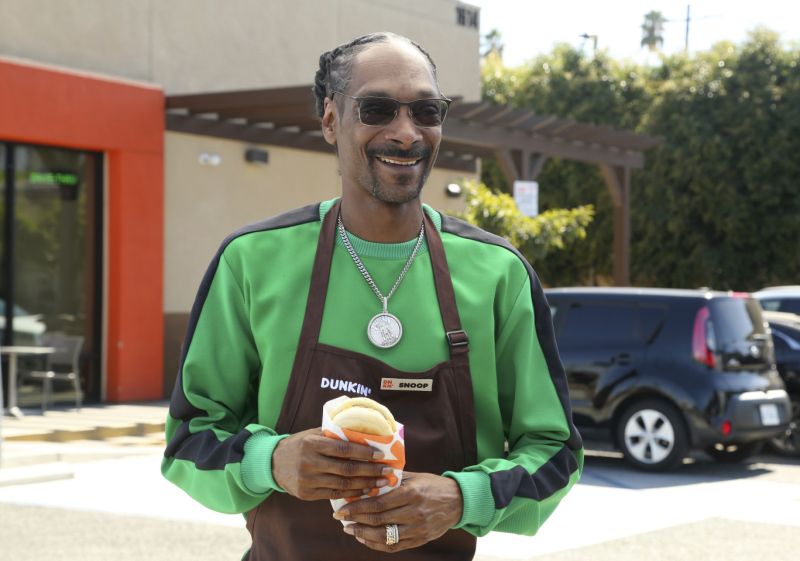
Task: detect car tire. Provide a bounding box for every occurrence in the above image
[705,441,763,462]
[616,399,689,471]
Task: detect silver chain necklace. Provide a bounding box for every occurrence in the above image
[337,215,425,349]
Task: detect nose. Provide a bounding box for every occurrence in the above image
[383,105,423,147]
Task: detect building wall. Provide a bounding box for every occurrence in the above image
[0,0,481,100]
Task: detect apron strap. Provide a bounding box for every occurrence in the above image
[297,199,340,345]
[423,212,470,358]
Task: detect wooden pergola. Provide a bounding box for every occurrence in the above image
[166,86,659,285]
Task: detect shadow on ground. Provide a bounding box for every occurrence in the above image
[580,443,799,490]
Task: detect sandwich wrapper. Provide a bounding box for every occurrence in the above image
[322,395,405,525]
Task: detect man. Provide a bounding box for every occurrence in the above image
[162,32,583,560]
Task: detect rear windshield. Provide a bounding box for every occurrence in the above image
[708,298,772,369]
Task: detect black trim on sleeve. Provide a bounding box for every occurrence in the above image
[440,214,583,452]
[489,448,579,509]
[164,422,252,470]
[165,203,321,467]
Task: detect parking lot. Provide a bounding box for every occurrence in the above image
[1,437,797,561]
[476,443,800,561]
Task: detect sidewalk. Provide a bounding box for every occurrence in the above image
[0,401,168,486]
[1,401,168,443]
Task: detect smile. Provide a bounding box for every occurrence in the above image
[376,156,421,167]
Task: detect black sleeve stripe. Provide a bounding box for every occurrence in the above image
[489,448,579,509]
[440,214,583,451]
[164,203,321,466]
[164,422,252,470]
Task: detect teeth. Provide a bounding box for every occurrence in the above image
[378,156,419,166]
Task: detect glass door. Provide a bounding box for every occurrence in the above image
[1,142,103,407]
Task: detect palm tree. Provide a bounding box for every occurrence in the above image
[641,10,666,52]
[482,28,504,58]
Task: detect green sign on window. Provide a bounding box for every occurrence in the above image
[28,171,79,186]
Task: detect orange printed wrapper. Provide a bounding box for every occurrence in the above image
[321,395,405,525]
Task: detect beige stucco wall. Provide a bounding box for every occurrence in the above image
[164,132,473,313]
[0,0,480,100]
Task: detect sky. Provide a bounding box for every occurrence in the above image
[467,0,799,65]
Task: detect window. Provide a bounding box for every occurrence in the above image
[559,302,639,346]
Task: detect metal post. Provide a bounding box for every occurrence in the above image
[685,4,691,53]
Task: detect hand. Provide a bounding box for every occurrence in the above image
[272,428,391,501]
[335,471,463,553]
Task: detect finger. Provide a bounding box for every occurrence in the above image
[317,456,392,479]
[314,474,391,492]
[345,523,416,544]
[314,435,383,461]
[318,487,369,500]
[336,487,410,519]
[345,525,427,553]
[337,503,418,527]
[292,485,366,501]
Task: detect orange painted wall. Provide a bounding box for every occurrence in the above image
[0,56,164,402]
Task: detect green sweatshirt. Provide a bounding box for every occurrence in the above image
[162,199,583,537]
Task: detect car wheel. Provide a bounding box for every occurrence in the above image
[705,441,763,462]
[767,402,800,457]
[616,399,689,471]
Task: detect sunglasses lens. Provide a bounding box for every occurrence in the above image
[410,100,448,127]
[358,98,398,126]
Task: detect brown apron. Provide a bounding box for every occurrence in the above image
[246,200,478,560]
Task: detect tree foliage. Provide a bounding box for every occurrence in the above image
[479,29,800,290]
[458,182,594,279]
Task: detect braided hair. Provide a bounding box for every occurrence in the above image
[312,32,440,119]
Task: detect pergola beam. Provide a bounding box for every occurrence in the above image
[443,120,645,169]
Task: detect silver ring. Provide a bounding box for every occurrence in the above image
[385,524,399,546]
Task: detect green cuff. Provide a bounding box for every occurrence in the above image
[241,432,290,494]
[443,470,495,529]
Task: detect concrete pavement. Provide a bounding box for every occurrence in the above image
[0,401,167,485]
[1,403,799,560]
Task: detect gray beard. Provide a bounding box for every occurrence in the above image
[367,163,429,205]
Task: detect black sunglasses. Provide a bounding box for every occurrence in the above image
[331,91,452,128]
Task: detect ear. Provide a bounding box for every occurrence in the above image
[321,97,337,146]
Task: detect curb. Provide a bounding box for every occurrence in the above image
[4,421,166,443]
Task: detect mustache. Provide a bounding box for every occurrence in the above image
[366,146,432,160]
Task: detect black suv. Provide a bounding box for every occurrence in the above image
[545,287,792,470]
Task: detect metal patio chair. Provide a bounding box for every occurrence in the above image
[24,334,84,412]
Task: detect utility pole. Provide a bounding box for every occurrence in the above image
[685,4,691,53]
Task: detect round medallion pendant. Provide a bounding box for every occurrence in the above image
[367,312,403,349]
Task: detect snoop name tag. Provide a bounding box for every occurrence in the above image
[380,378,434,392]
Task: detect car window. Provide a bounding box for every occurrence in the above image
[711,298,767,342]
[559,302,639,345]
[759,298,800,314]
[778,300,800,314]
[709,298,771,368]
[759,298,782,312]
